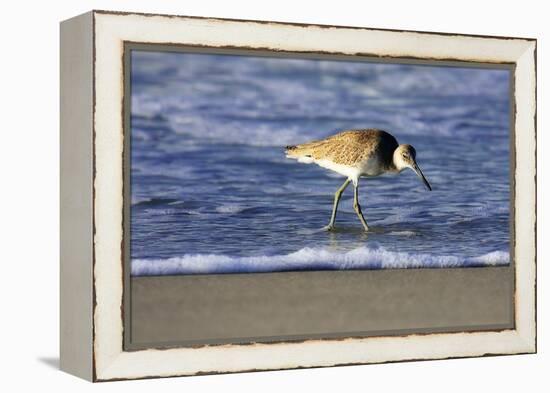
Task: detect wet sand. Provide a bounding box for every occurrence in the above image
[126,267,514,349]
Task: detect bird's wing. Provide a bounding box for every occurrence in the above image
[287,130,379,165]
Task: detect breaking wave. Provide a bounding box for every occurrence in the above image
[131,246,509,276]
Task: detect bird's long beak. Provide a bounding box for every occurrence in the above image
[411,161,432,191]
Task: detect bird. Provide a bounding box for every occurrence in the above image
[285,129,432,231]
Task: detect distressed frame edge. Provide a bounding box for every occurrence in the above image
[90,11,537,381]
[59,11,95,381]
[512,40,537,353]
[92,8,537,42]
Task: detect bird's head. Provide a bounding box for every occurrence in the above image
[393,144,432,191]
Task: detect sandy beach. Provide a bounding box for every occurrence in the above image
[127,266,513,349]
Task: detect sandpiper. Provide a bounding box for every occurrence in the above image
[285,129,432,231]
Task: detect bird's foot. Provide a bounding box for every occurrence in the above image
[323,224,336,232]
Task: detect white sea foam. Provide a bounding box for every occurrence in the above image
[131,196,152,206]
[387,231,417,237]
[215,204,247,214]
[131,246,509,276]
[468,250,510,265]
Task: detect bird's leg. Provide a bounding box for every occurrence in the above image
[325,178,351,231]
[353,182,370,231]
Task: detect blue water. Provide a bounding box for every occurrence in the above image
[130,51,511,275]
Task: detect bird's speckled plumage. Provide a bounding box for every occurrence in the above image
[285,129,398,170]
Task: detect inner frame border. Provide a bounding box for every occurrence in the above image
[122,42,517,351]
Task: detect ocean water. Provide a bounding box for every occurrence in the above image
[130,51,511,276]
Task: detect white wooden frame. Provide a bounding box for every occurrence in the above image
[60,10,536,381]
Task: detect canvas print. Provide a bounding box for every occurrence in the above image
[129,50,511,276]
